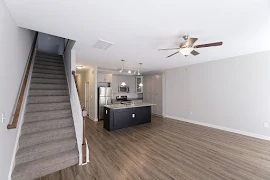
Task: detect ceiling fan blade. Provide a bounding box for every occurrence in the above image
[190,50,200,56]
[158,48,179,51]
[187,38,198,47]
[194,42,223,48]
[166,51,179,58]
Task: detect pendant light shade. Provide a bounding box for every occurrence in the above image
[121,82,126,86]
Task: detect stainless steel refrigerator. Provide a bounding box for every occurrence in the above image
[98,87,112,120]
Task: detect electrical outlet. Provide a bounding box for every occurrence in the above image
[263,123,269,128]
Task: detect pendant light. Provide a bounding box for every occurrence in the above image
[119,59,125,73]
[137,63,142,75]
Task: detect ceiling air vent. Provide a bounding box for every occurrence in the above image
[92,39,114,50]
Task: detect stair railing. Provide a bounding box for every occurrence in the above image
[7,32,38,129]
[72,70,87,164]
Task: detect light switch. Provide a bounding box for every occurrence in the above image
[1,113,5,124]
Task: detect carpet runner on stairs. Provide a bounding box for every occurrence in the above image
[11,51,78,180]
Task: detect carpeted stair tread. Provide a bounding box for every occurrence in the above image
[31,77,67,84]
[26,102,71,112]
[30,83,68,90]
[24,109,72,122]
[34,60,64,67]
[12,149,78,180]
[36,53,63,58]
[28,89,69,96]
[33,68,65,75]
[34,64,65,71]
[32,73,66,79]
[35,58,64,65]
[27,95,69,104]
[36,51,63,57]
[21,117,74,134]
[19,127,76,148]
[16,137,77,165]
[36,54,63,59]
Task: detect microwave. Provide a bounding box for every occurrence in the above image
[118,86,129,93]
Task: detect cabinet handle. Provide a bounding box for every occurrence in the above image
[132,114,135,118]
[106,110,107,114]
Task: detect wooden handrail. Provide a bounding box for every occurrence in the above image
[72,70,87,164]
[7,32,38,129]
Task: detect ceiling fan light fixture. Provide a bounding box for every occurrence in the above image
[76,65,84,69]
[179,47,193,56]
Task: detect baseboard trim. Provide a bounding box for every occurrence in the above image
[151,113,164,118]
[89,116,98,122]
[165,115,270,141]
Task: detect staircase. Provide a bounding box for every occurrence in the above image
[12,52,78,180]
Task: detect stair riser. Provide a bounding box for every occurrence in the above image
[12,157,78,180]
[31,78,67,84]
[36,52,62,56]
[36,55,63,60]
[33,68,65,75]
[34,64,65,71]
[26,103,71,112]
[34,60,64,67]
[30,84,68,90]
[24,111,72,123]
[21,119,73,134]
[35,58,64,65]
[32,73,66,79]
[28,90,69,96]
[19,131,75,148]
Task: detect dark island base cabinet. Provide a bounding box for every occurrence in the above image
[104,106,151,131]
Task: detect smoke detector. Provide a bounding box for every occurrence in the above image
[93,39,114,50]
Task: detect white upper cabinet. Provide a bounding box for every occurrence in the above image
[111,75,136,93]
[136,76,143,93]
[97,73,112,83]
[127,76,136,93]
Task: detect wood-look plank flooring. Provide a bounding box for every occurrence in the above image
[37,116,270,180]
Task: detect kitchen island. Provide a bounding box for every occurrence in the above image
[103,102,155,131]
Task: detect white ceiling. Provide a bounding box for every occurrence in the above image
[5,0,270,73]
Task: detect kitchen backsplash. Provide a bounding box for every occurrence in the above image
[113,93,142,99]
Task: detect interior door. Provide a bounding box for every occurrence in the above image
[85,82,90,114]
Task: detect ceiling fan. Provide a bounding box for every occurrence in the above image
[158,35,223,58]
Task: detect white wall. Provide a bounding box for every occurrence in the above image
[165,50,270,138]
[37,32,65,55]
[0,0,35,179]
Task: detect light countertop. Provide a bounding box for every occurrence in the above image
[104,102,155,109]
